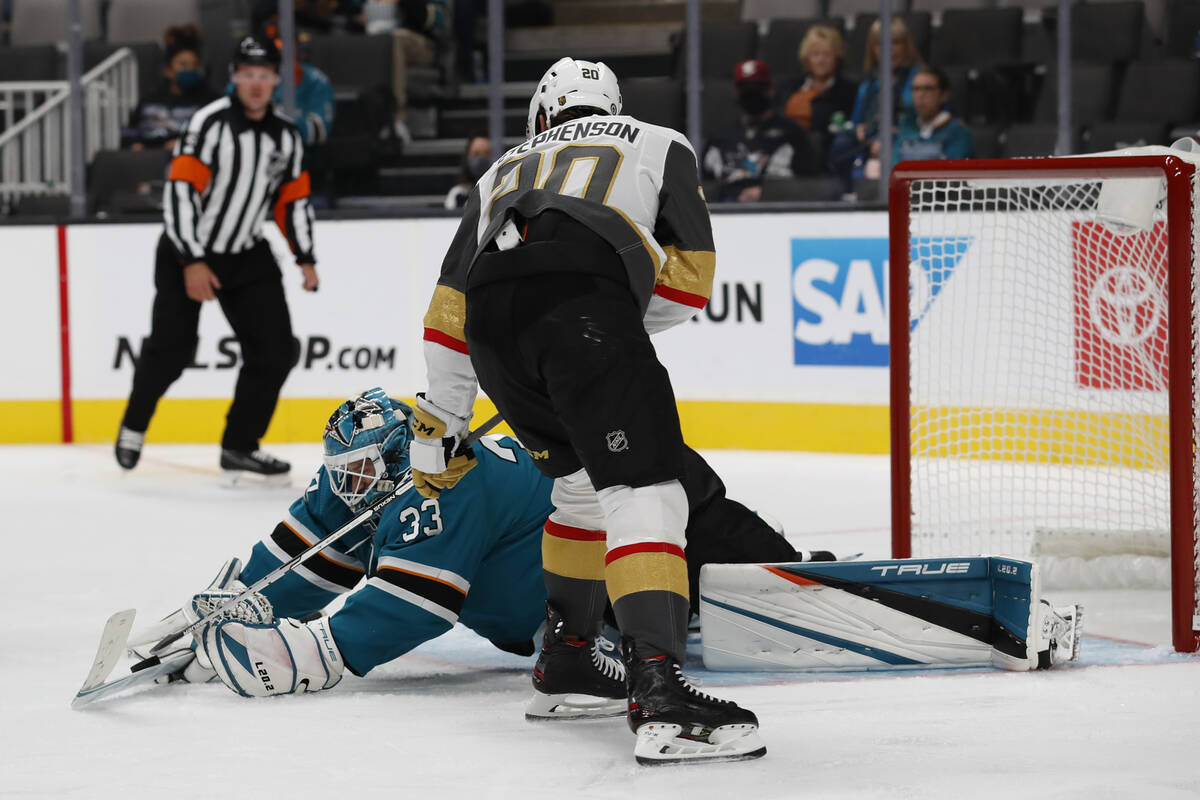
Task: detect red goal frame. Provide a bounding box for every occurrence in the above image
[887,156,1199,653]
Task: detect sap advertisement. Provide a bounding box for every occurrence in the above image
[790,237,890,367]
[652,211,891,404]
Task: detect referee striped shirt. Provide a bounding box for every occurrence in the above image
[164,94,316,265]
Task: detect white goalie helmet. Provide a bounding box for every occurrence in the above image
[525,57,622,139]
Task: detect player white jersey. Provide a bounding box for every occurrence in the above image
[421,111,716,420]
[475,115,688,271]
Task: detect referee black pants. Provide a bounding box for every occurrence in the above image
[122,234,297,452]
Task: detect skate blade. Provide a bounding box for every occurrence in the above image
[524,691,626,721]
[633,723,766,766]
[220,470,291,489]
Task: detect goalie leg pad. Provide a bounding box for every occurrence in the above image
[699,557,1084,672]
[203,616,344,697]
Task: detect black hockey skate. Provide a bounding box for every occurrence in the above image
[219,448,290,487]
[525,605,626,721]
[115,426,145,470]
[623,637,766,765]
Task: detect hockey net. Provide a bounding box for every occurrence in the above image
[888,150,1200,652]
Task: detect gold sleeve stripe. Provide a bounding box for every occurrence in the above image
[654,245,714,309]
[543,521,607,582]
[604,543,689,603]
[423,284,467,347]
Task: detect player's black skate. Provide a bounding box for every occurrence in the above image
[115,426,145,470]
[525,605,626,721]
[219,448,290,487]
[623,637,766,765]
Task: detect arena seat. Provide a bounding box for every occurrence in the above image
[9,0,102,46]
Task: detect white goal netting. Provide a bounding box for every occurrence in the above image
[897,150,1199,619]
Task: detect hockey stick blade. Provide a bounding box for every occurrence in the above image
[147,412,504,656]
[71,649,193,709]
[73,609,136,701]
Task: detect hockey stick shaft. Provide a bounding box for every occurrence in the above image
[148,412,503,654]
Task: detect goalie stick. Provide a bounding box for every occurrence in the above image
[145,412,503,656]
[71,646,194,709]
[71,609,137,708]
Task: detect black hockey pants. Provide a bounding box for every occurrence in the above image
[121,234,297,452]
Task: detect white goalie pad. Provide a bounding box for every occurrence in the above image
[202,616,344,697]
[699,558,1081,672]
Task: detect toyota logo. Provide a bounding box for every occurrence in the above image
[1086,265,1164,347]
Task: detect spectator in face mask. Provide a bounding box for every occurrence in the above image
[702,59,819,203]
[123,25,219,150]
[444,134,492,209]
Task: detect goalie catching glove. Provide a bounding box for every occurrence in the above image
[126,558,274,685]
[199,615,344,697]
[409,393,476,499]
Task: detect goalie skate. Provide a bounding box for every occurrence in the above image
[623,637,764,765]
[1037,601,1084,669]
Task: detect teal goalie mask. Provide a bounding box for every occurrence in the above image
[322,387,414,510]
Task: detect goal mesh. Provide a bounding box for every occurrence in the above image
[891,156,1200,651]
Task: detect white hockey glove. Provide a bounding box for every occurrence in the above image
[410,392,476,499]
[126,558,273,685]
[200,615,344,697]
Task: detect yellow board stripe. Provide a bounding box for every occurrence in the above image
[910,406,1170,468]
[605,548,689,604]
[422,284,467,343]
[0,401,63,443]
[45,398,889,451]
[4,399,1169,465]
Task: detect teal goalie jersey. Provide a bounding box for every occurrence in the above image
[238,436,553,675]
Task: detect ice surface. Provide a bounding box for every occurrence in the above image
[3,444,1198,799]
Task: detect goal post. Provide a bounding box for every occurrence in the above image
[887,152,1199,653]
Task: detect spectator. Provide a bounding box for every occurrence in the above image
[123,25,219,151]
[781,25,857,164]
[444,134,491,209]
[891,66,973,164]
[254,0,334,32]
[253,3,336,145]
[351,0,446,142]
[703,59,820,203]
[829,17,922,192]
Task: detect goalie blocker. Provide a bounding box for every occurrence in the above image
[700,557,1081,672]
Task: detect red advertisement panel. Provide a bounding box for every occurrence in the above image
[1073,221,1169,390]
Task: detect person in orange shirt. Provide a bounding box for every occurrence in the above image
[781,25,857,165]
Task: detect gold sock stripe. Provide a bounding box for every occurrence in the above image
[542,520,607,582]
[604,544,689,604]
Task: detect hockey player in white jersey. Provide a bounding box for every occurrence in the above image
[410,57,764,764]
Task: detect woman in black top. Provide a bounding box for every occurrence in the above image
[123,24,220,150]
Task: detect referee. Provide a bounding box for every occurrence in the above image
[115,35,318,484]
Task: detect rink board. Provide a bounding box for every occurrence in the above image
[1,211,896,447]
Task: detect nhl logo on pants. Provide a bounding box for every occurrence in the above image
[606,430,629,453]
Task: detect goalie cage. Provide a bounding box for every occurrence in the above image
[888,150,1200,653]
